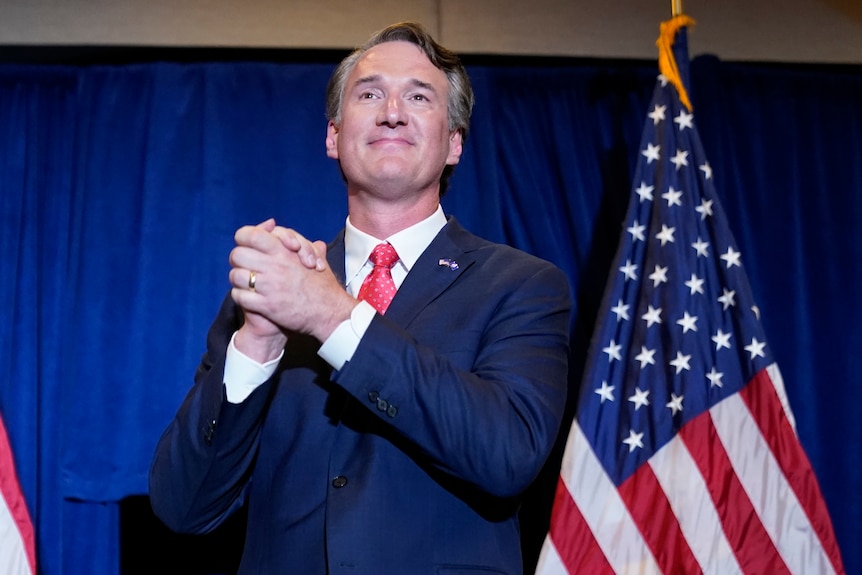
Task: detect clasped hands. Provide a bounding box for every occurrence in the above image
[229,219,357,362]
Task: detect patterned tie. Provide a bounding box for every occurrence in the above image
[357,242,400,314]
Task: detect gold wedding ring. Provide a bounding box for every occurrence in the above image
[248,271,257,291]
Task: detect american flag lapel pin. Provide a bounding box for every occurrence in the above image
[438,258,459,271]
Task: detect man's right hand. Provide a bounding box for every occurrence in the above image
[230,219,357,362]
[230,219,326,363]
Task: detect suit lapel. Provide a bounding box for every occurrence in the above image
[326,229,348,287]
[384,217,478,328]
[327,218,483,327]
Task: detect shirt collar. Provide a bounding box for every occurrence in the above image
[344,205,447,286]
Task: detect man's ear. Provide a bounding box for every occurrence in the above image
[325,121,340,159]
[446,129,463,166]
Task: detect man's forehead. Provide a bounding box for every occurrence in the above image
[350,41,444,85]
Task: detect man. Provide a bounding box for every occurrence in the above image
[149,21,571,575]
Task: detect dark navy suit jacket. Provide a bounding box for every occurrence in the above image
[149,217,572,575]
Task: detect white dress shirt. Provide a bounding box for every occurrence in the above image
[223,206,447,403]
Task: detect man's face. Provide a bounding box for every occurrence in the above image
[326,41,463,198]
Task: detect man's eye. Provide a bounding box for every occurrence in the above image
[410,94,428,101]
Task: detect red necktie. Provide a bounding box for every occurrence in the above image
[357,243,400,314]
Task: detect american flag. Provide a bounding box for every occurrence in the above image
[0,412,36,575]
[535,21,845,575]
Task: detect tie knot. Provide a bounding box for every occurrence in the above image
[369,243,399,269]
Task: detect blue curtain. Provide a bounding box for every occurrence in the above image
[0,56,859,575]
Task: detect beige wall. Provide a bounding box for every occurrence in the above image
[1,0,861,64]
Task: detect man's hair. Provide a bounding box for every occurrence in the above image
[325,21,474,196]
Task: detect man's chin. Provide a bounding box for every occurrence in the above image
[367,161,416,183]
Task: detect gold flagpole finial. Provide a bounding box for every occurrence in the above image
[671,0,684,17]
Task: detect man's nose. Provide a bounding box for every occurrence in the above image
[379,97,407,127]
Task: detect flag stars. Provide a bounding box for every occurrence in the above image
[595,381,615,403]
[670,149,689,170]
[700,162,713,180]
[670,351,692,374]
[649,265,669,287]
[706,367,724,388]
[648,104,667,126]
[628,388,650,410]
[662,187,683,207]
[711,329,732,351]
[676,312,698,333]
[603,340,622,362]
[611,300,630,322]
[674,109,694,131]
[642,143,661,164]
[627,221,646,242]
[695,198,714,220]
[685,273,705,295]
[718,288,736,310]
[745,338,767,359]
[623,429,645,453]
[692,237,710,257]
[619,260,638,281]
[656,225,676,246]
[720,246,742,269]
[642,305,663,327]
[666,393,684,415]
[635,346,657,368]
[636,182,654,202]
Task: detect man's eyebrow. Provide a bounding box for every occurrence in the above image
[354,74,382,87]
[353,75,438,93]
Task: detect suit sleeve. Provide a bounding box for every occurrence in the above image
[332,256,572,499]
[148,294,272,534]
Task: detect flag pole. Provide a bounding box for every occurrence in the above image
[671,0,683,16]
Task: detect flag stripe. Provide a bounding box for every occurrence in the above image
[0,499,32,575]
[649,432,742,574]
[546,476,615,575]
[535,538,570,575]
[618,464,701,574]
[736,367,842,574]
[552,422,661,573]
[680,406,791,575]
[0,415,36,575]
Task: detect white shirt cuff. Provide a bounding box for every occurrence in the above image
[223,332,283,404]
[317,301,377,371]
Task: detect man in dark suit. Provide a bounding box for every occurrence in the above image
[149,21,571,575]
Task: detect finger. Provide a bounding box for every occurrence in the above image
[229,245,269,270]
[311,240,329,271]
[234,218,277,249]
[230,286,255,314]
[229,267,260,294]
[272,227,321,270]
[235,224,280,253]
[271,226,302,251]
[255,218,277,232]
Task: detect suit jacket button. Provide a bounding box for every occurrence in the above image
[376,398,389,412]
[203,419,216,444]
[332,476,348,488]
[368,391,379,402]
[386,405,398,418]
